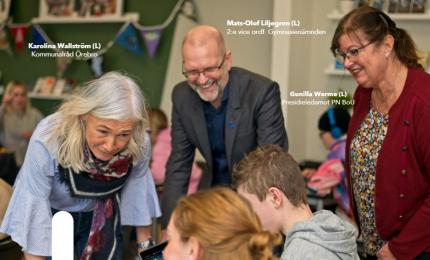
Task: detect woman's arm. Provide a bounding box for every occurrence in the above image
[24,253,44,260]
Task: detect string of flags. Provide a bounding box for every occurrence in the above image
[0,0,200,60]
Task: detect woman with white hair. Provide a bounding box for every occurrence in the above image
[0,72,160,259]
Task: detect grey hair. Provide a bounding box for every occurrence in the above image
[49,71,149,172]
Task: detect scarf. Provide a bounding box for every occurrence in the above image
[58,147,133,260]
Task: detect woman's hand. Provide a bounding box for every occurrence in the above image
[377,243,397,260]
[302,168,316,179]
[2,93,12,107]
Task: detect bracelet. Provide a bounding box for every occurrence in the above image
[137,239,155,250]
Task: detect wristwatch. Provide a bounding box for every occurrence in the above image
[137,239,155,251]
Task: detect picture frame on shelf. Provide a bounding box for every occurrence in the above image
[411,0,427,13]
[388,0,399,12]
[39,0,123,20]
[397,0,412,13]
[0,0,11,21]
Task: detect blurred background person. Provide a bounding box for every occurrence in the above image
[0,81,43,166]
[304,106,352,218]
[148,108,202,196]
[163,187,281,260]
[331,5,430,260]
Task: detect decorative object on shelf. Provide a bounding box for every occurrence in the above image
[31,76,74,97]
[398,0,413,12]
[0,0,11,21]
[39,0,123,20]
[33,76,57,95]
[387,0,427,13]
[411,0,427,13]
[357,0,385,10]
[339,0,356,14]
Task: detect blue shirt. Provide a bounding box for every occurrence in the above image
[0,113,161,256]
[202,84,230,185]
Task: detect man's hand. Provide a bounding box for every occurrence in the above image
[377,243,396,260]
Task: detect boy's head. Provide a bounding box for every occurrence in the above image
[232,144,307,233]
[318,107,351,148]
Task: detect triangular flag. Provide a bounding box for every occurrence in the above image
[10,25,29,52]
[140,29,163,58]
[115,24,142,55]
[32,26,46,46]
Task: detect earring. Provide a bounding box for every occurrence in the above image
[385,52,390,59]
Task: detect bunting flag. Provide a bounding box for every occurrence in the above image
[140,28,162,58]
[32,26,46,46]
[89,55,104,77]
[10,24,29,52]
[2,0,199,57]
[115,24,142,55]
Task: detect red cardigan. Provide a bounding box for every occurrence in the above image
[346,68,430,260]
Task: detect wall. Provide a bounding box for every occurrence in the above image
[0,0,179,115]
[160,0,274,122]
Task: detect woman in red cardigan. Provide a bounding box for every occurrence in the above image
[330,6,430,260]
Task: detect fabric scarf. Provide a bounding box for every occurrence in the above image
[58,147,133,260]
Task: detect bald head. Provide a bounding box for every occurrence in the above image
[182,25,226,57]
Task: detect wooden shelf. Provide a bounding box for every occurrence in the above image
[328,9,430,21]
[32,13,139,24]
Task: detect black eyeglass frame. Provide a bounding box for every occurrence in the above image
[182,54,226,79]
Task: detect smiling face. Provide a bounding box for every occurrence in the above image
[338,32,389,88]
[10,84,27,112]
[181,26,232,108]
[182,44,231,107]
[84,114,134,161]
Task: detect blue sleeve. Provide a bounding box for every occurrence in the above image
[120,133,161,226]
[0,132,56,256]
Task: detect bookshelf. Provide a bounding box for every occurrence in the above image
[32,13,139,24]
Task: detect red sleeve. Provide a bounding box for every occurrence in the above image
[389,99,430,259]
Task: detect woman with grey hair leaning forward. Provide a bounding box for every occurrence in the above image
[0,72,160,259]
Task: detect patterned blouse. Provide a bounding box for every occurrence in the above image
[350,107,388,256]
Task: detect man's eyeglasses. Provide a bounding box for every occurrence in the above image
[335,41,375,63]
[182,54,226,79]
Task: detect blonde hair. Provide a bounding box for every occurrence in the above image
[3,81,31,113]
[48,71,149,172]
[147,108,168,145]
[173,187,281,260]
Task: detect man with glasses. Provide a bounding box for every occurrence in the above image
[161,25,288,228]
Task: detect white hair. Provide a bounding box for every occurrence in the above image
[48,71,149,172]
